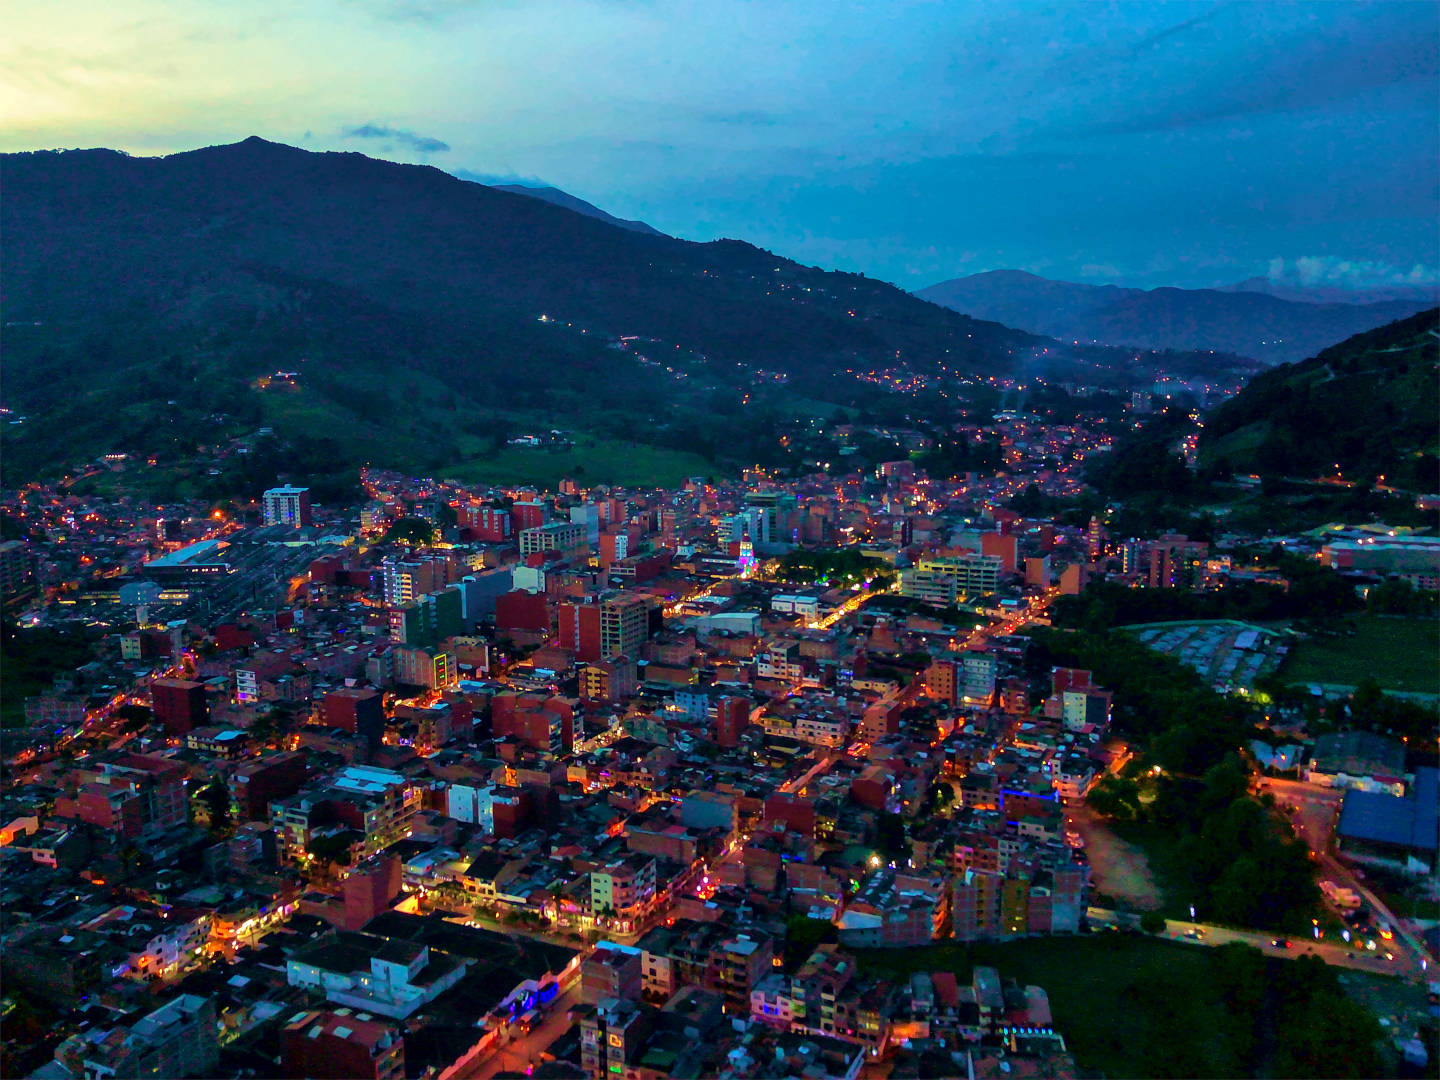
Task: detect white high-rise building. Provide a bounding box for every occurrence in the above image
[262,485,312,527]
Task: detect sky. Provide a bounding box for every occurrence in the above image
[4,0,1437,292]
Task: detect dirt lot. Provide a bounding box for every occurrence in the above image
[1067,801,1162,911]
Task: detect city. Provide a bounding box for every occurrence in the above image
[1,405,1436,1078]
[2,4,1438,1079]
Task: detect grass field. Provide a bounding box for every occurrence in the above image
[856,935,1243,1078]
[443,435,716,490]
[854,934,1379,1079]
[1280,612,1440,694]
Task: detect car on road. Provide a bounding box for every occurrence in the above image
[1183,929,1205,940]
[1271,938,1292,948]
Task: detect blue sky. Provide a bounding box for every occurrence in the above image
[4,0,1436,290]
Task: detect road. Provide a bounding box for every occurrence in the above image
[962,585,1060,649]
[1088,908,1412,977]
[454,984,581,1080]
[1257,776,1432,983]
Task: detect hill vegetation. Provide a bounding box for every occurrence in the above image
[3,139,1265,494]
[1,137,1040,488]
[1201,308,1439,490]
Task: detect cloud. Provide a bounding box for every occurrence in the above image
[1267,255,1440,289]
[1079,263,1123,281]
[451,167,551,187]
[343,123,449,152]
[1121,5,1230,58]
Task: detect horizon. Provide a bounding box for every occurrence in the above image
[12,132,1440,301]
[4,0,1436,292]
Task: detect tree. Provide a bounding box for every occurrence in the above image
[874,812,909,860]
[1139,910,1167,935]
[198,779,231,834]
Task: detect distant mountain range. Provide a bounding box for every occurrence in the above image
[1200,308,1439,490]
[486,183,665,236]
[1218,277,1440,307]
[917,269,1435,364]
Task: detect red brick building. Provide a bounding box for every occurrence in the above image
[229,751,309,821]
[495,590,550,634]
[282,1009,404,1080]
[150,678,208,735]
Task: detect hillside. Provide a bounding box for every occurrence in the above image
[487,183,665,236]
[917,270,1432,364]
[1200,309,1440,490]
[1,137,1043,486]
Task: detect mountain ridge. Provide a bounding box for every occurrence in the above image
[486,182,665,236]
[2,136,1046,485]
[917,269,1433,364]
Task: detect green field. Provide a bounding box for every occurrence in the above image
[442,435,716,490]
[1280,613,1440,694]
[855,935,1380,1079]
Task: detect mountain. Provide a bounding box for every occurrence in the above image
[1219,277,1440,307]
[486,183,665,236]
[1200,308,1439,490]
[917,270,1433,364]
[1,137,1043,486]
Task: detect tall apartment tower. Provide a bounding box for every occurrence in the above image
[263,485,313,527]
[600,594,649,660]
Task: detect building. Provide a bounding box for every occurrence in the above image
[491,694,574,754]
[56,994,218,1080]
[231,750,308,820]
[324,687,386,752]
[270,765,425,865]
[591,854,657,926]
[581,941,644,1004]
[380,555,450,607]
[282,1008,405,1080]
[263,485,314,527]
[1060,688,1111,732]
[580,658,638,704]
[601,594,650,660]
[1147,534,1208,589]
[512,499,550,531]
[287,931,469,1019]
[458,504,512,542]
[150,677,209,735]
[1336,767,1438,875]
[578,997,654,1077]
[961,652,997,704]
[1322,534,1440,590]
[0,539,37,606]
[392,645,457,690]
[901,554,1002,604]
[56,754,188,839]
[389,587,464,649]
[518,521,587,562]
[1305,730,1408,795]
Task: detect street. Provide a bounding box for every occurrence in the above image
[1257,776,1432,983]
[1088,907,1423,980]
[453,984,581,1080]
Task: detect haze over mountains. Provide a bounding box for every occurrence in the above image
[917,270,1435,365]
